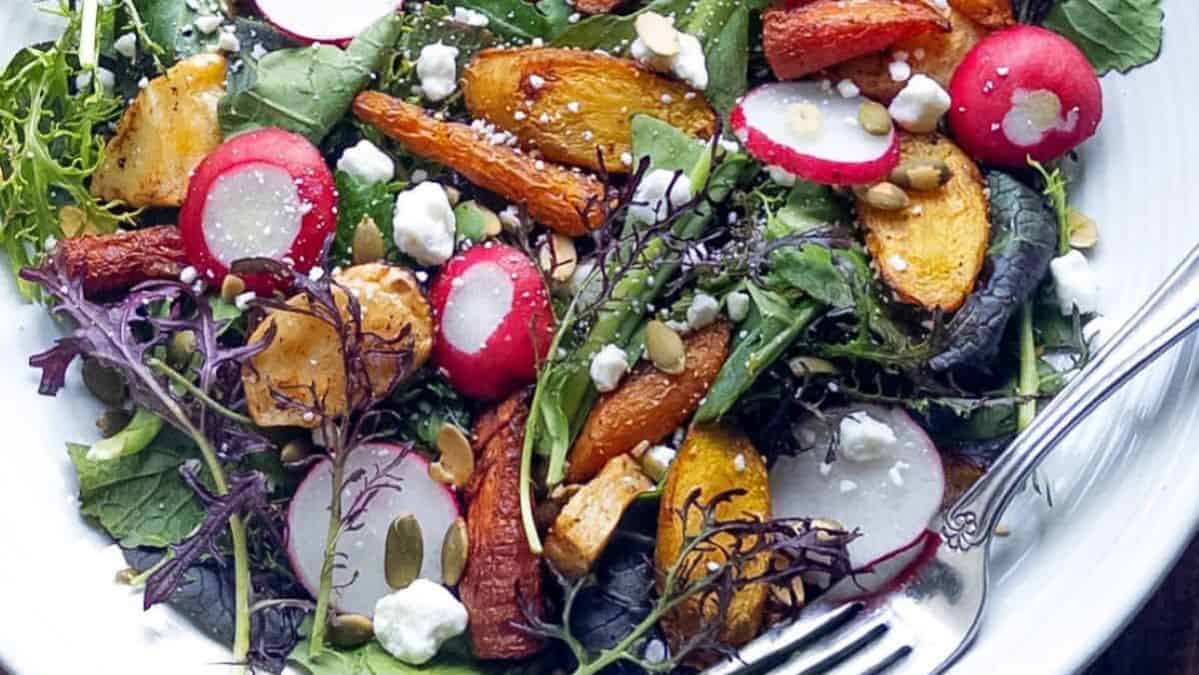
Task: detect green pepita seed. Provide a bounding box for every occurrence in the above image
[220,274,246,304]
[96,410,133,438]
[167,330,198,369]
[787,356,839,378]
[352,215,386,265]
[863,182,910,211]
[327,613,374,648]
[384,514,423,590]
[858,102,893,136]
[441,517,470,586]
[889,160,952,191]
[1067,208,1098,249]
[431,423,474,487]
[114,568,139,585]
[645,320,686,374]
[82,358,128,406]
[280,438,314,465]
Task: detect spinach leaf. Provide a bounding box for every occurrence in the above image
[389,4,497,96]
[1043,0,1163,74]
[448,0,553,43]
[630,114,709,175]
[220,13,402,143]
[930,171,1059,371]
[767,181,851,237]
[290,635,484,674]
[330,171,398,266]
[69,427,205,548]
[86,408,164,462]
[769,245,854,308]
[390,369,474,448]
[552,0,690,50]
[123,0,218,64]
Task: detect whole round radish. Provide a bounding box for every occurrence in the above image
[255,0,402,45]
[770,405,945,600]
[429,242,555,400]
[179,128,336,293]
[732,81,900,185]
[948,25,1102,168]
[287,443,459,617]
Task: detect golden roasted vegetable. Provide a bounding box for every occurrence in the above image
[243,264,433,427]
[462,48,717,173]
[91,54,226,207]
[941,452,985,511]
[831,7,989,103]
[858,134,989,312]
[353,91,606,236]
[545,455,654,579]
[763,0,949,80]
[567,322,731,483]
[949,0,1015,29]
[655,425,771,650]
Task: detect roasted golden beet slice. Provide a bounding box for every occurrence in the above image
[462,48,716,174]
[566,322,731,483]
[353,91,607,236]
[655,425,771,651]
[832,7,989,103]
[857,133,990,312]
[763,0,949,81]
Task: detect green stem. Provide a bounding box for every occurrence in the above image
[1016,303,1038,431]
[308,441,347,657]
[148,357,255,425]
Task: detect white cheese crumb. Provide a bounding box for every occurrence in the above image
[234,291,257,311]
[835,78,860,99]
[251,43,268,60]
[374,579,468,665]
[194,14,222,34]
[393,182,456,266]
[451,6,490,26]
[337,140,394,185]
[113,32,137,60]
[819,462,832,477]
[620,152,633,166]
[766,165,797,187]
[179,266,198,284]
[641,445,676,482]
[888,74,951,133]
[838,411,898,463]
[499,204,524,231]
[706,561,721,572]
[888,460,911,487]
[888,59,912,82]
[589,344,629,393]
[839,479,858,493]
[411,169,429,183]
[733,453,746,472]
[629,169,692,224]
[725,291,750,322]
[686,293,719,330]
[631,27,708,90]
[417,43,459,102]
[528,74,546,89]
[1050,250,1100,316]
[217,29,240,53]
[887,254,909,272]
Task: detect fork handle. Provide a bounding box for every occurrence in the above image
[943,243,1199,551]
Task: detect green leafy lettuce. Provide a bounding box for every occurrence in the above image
[1044,0,1163,74]
[290,635,485,674]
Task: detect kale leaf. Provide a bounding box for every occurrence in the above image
[929,171,1059,371]
[1044,0,1163,74]
[329,170,399,267]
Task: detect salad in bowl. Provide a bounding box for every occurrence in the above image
[0,0,1164,673]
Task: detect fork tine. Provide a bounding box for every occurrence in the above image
[853,645,913,675]
[771,616,892,675]
[704,602,867,675]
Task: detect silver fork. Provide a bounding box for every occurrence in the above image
[705,242,1199,675]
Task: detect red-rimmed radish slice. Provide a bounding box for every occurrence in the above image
[254,0,403,45]
[286,443,459,617]
[179,128,336,294]
[429,242,555,400]
[769,405,944,600]
[732,81,900,185]
[948,25,1102,168]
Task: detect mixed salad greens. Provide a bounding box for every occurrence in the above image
[0,0,1165,673]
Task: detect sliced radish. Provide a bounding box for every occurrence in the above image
[179,128,337,293]
[731,82,900,185]
[254,0,402,45]
[429,242,555,400]
[948,25,1102,168]
[769,405,945,600]
[286,443,460,617]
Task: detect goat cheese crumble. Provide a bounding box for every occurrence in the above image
[374,579,468,665]
[725,291,750,322]
[337,140,395,185]
[590,344,629,392]
[838,411,898,462]
[393,182,456,266]
[417,43,459,102]
[888,74,951,133]
[1050,250,1100,316]
[629,169,693,224]
[686,292,719,330]
[630,25,708,90]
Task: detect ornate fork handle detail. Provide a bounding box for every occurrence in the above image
[943,244,1199,552]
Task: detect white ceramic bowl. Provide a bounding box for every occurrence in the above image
[1,2,1196,674]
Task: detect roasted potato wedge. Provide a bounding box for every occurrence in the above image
[242,263,433,427]
[567,322,731,483]
[941,453,986,510]
[354,91,606,236]
[831,7,989,103]
[763,0,949,80]
[655,425,771,650]
[91,54,225,208]
[858,134,989,312]
[545,455,654,579]
[949,0,1015,29]
[462,48,717,174]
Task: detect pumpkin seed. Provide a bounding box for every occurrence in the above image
[538,233,578,283]
[96,410,132,438]
[59,205,92,237]
[645,320,686,374]
[635,12,680,57]
[787,102,823,138]
[1067,208,1098,249]
[889,159,951,191]
[384,514,423,590]
[787,356,839,378]
[443,185,461,206]
[810,518,844,544]
[858,101,893,136]
[327,613,374,648]
[352,215,386,265]
[441,517,470,586]
[770,569,806,609]
[280,438,314,465]
[114,568,138,585]
[431,423,474,488]
[82,358,128,406]
[220,274,246,303]
[863,182,910,211]
[167,330,197,369]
